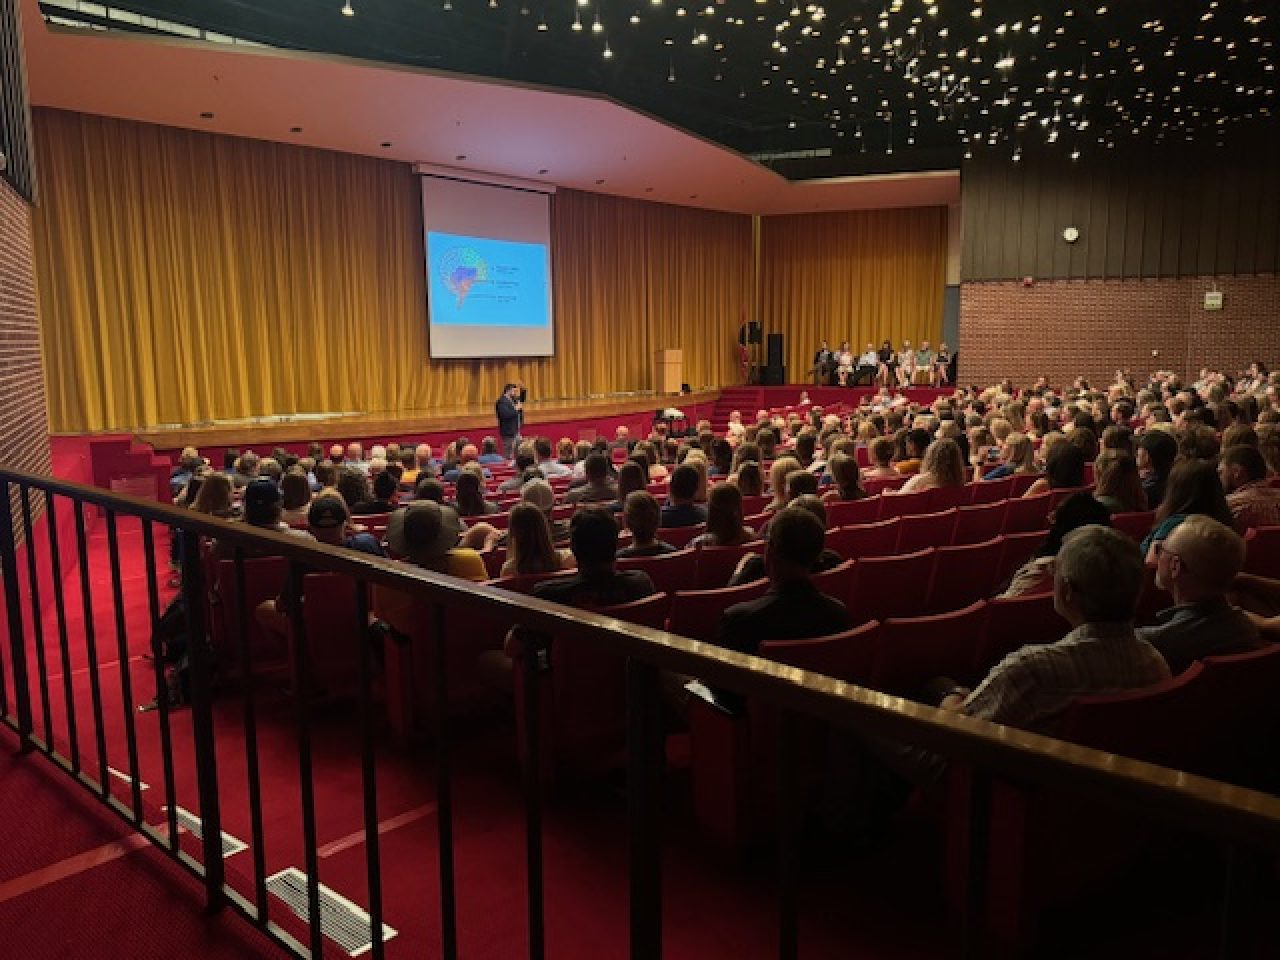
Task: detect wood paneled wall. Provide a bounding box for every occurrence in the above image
[961,131,1280,281]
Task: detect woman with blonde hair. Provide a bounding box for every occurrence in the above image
[500,503,574,576]
[898,438,966,494]
[977,431,1037,482]
[765,456,802,511]
[1093,451,1147,515]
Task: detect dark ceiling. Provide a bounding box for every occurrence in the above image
[40,0,1279,179]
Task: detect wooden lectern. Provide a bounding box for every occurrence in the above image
[654,348,683,394]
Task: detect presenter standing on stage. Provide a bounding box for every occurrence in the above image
[496,383,524,461]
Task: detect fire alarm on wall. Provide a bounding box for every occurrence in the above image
[1022,276,1034,287]
[1203,290,1224,311]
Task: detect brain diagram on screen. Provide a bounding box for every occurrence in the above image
[438,246,489,307]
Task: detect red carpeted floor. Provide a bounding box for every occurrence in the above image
[0,514,1252,959]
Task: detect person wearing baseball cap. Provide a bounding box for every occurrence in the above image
[307,495,385,557]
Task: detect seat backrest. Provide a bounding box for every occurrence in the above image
[927,485,971,512]
[762,619,880,686]
[695,542,765,590]
[739,495,770,516]
[1008,472,1042,497]
[952,501,1008,546]
[969,476,1013,505]
[847,548,937,623]
[489,569,577,595]
[616,547,698,594]
[1194,645,1280,784]
[974,592,1067,680]
[1049,485,1095,509]
[1002,493,1052,535]
[1110,510,1156,543]
[895,508,958,554]
[927,537,1005,616]
[875,601,990,695]
[1243,526,1280,579]
[993,530,1048,591]
[213,556,290,668]
[877,488,934,521]
[809,558,857,607]
[827,517,902,561]
[826,496,882,528]
[298,573,362,697]
[668,579,769,641]
[864,474,907,497]
[586,591,671,630]
[480,547,506,580]
[1057,664,1206,770]
[659,524,706,550]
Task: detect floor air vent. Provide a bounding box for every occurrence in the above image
[163,805,248,858]
[266,867,397,957]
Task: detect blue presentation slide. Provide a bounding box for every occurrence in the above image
[426,231,550,327]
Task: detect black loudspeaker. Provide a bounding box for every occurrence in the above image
[762,364,787,385]
[767,332,784,367]
[738,321,762,346]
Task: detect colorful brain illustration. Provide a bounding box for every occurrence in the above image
[438,247,489,307]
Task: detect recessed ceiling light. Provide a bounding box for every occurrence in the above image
[537,168,548,175]
[380,142,393,148]
[290,126,303,133]
[455,154,467,161]
[199,111,214,119]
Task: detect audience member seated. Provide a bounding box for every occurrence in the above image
[1023,441,1087,498]
[660,464,708,528]
[1218,445,1280,533]
[977,431,1036,482]
[999,493,1112,598]
[729,495,843,586]
[280,468,313,526]
[691,483,757,548]
[1141,459,1234,560]
[567,452,619,504]
[169,447,203,498]
[734,461,765,498]
[534,437,572,479]
[897,437,966,494]
[1137,429,1178,509]
[709,438,734,478]
[822,452,867,503]
[1092,450,1147,514]
[710,505,851,707]
[477,436,507,465]
[353,469,399,515]
[1136,515,1262,674]
[764,457,802,512]
[500,503,575,576]
[618,491,677,557]
[531,507,656,607]
[634,441,668,481]
[862,436,898,481]
[385,500,487,581]
[940,525,1170,732]
[453,468,499,518]
[893,428,930,476]
[498,446,538,493]
[610,460,648,515]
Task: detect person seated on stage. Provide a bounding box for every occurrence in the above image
[566,453,618,504]
[1137,515,1262,675]
[999,493,1111,599]
[660,464,708,528]
[896,340,918,388]
[813,340,836,385]
[353,468,399,515]
[916,341,937,384]
[876,339,896,387]
[500,503,575,577]
[535,437,572,479]
[933,343,952,386]
[1219,445,1280,533]
[834,340,855,386]
[897,437,966,494]
[863,436,899,481]
[691,483,757,548]
[853,343,878,386]
[893,428,931,477]
[618,491,678,558]
[477,436,507,466]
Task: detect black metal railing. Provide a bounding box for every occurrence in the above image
[2,465,1280,959]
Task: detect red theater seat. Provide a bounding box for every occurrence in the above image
[973,592,1067,681]
[827,517,901,561]
[616,547,698,594]
[809,558,856,606]
[668,580,769,641]
[927,537,1005,615]
[1110,510,1156,542]
[969,476,1013,504]
[1002,493,1052,534]
[951,501,1007,546]
[694,542,764,590]
[825,496,882,528]
[847,548,936,623]
[895,508,958,554]
[874,601,989,696]
[877,488,933,521]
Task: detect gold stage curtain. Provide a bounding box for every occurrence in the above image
[31,109,752,433]
[759,207,948,377]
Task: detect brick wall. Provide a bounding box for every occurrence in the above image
[959,274,1280,389]
[0,177,52,542]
